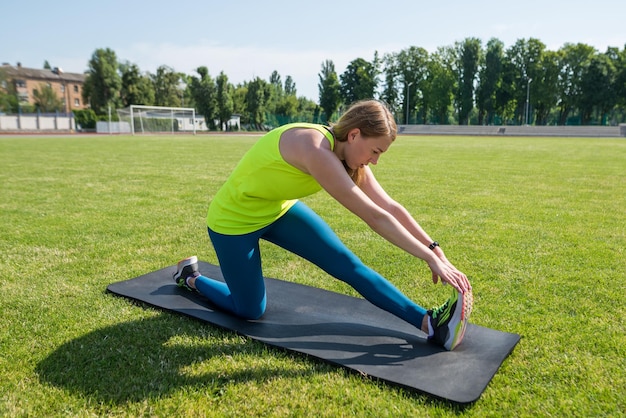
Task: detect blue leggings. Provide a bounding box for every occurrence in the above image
[198,201,427,328]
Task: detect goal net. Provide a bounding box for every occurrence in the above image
[117,105,197,135]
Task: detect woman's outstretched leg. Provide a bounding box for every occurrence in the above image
[262,201,428,330]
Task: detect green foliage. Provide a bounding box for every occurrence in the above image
[245,77,269,129]
[152,65,182,108]
[425,46,457,124]
[120,62,155,107]
[533,49,561,125]
[579,53,616,124]
[556,43,598,125]
[0,135,624,416]
[216,71,234,130]
[76,40,626,129]
[0,67,15,112]
[396,46,430,123]
[189,66,217,129]
[477,38,504,124]
[340,56,379,104]
[32,83,64,113]
[83,48,122,115]
[72,108,97,129]
[318,60,341,122]
[380,53,402,112]
[456,38,482,125]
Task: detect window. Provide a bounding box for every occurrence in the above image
[73,85,79,93]
[60,85,65,93]
[74,98,80,106]
[16,79,26,88]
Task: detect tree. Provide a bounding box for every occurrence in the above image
[380,52,402,116]
[276,94,299,122]
[43,60,51,70]
[424,46,457,124]
[271,73,300,125]
[614,46,626,110]
[266,70,284,120]
[284,76,296,96]
[246,76,268,130]
[455,38,482,125]
[0,67,17,113]
[189,66,217,129]
[152,65,182,107]
[495,51,518,125]
[339,55,379,104]
[556,43,596,124]
[232,83,248,125]
[33,83,64,112]
[215,71,234,130]
[476,38,504,125]
[269,71,283,95]
[82,48,122,115]
[579,52,616,124]
[534,50,561,125]
[505,38,546,125]
[609,46,626,123]
[120,62,155,107]
[297,96,320,124]
[397,46,429,123]
[318,60,341,122]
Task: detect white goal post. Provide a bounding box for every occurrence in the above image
[117,105,197,135]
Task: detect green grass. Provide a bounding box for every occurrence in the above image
[1,133,624,417]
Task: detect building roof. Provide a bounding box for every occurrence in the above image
[1,63,86,83]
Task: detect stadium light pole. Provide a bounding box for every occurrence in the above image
[405,81,414,125]
[525,78,533,125]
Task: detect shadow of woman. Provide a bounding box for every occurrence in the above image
[35,314,315,404]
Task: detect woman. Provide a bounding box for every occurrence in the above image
[174,100,472,350]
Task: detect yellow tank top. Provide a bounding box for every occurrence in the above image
[207,123,335,235]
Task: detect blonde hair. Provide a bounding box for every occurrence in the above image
[330,100,397,184]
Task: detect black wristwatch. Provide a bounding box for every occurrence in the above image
[428,241,440,250]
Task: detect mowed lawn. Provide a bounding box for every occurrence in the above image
[0,133,624,417]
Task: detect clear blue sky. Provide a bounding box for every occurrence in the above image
[2,0,625,102]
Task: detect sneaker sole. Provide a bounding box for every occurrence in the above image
[173,256,198,281]
[447,289,474,350]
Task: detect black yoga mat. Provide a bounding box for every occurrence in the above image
[107,261,520,404]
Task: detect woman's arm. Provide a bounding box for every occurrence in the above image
[359,165,435,247]
[280,129,470,292]
[359,166,469,287]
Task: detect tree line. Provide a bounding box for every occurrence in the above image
[4,36,625,128]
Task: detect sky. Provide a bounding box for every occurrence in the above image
[2,0,625,102]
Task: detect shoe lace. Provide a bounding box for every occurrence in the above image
[430,298,451,321]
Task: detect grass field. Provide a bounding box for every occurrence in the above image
[1,133,624,417]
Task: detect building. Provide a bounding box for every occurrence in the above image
[1,62,87,113]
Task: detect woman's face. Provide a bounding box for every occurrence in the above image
[343,129,392,170]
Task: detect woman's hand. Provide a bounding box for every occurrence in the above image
[427,257,471,293]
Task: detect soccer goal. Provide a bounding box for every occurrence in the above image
[117,105,197,135]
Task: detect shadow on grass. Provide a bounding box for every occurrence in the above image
[35,315,471,413]
[35,314,316,404]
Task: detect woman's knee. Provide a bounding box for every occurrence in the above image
[234,296,266,320]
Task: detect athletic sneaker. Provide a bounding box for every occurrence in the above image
[427,288,473,350]
[173,256,199,292]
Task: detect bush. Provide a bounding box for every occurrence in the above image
[73,109,97,129]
